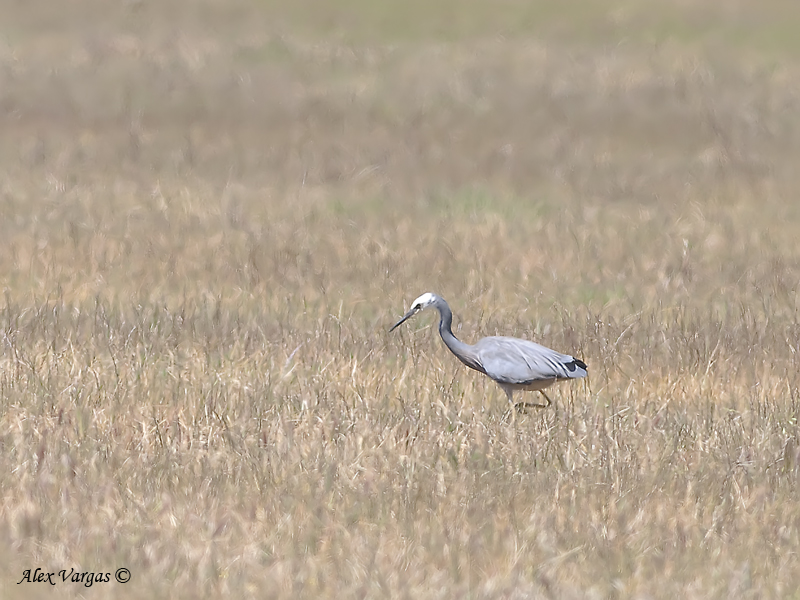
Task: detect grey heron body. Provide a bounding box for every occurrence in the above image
[390,293,587,411]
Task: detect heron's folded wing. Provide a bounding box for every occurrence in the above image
[476,336,586,385]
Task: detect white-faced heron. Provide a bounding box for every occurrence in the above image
[390,292,587,411]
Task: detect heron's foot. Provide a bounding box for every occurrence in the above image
[513,391,552,413]
[514,401,548,414]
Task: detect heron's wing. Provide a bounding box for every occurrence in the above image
[476,336,587,385]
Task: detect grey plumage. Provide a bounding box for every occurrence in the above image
[390,292,587,410]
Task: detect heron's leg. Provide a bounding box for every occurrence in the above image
[500,385,534,413]
[501,387,517,420]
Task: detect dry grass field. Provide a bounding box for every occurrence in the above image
[2,1,800,598]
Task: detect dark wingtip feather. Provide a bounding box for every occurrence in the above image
[568,358,588,372]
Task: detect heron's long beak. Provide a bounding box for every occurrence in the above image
[389,308,417,332]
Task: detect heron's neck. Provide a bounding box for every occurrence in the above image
[437,308,475,360]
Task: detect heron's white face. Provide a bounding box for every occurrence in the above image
[390,292,439,331]
[409,292,437,312]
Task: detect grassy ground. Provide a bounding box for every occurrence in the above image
[2,1,800,598]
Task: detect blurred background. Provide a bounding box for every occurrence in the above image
[3,0,800,313]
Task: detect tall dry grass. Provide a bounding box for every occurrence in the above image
[2,1,800,598]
